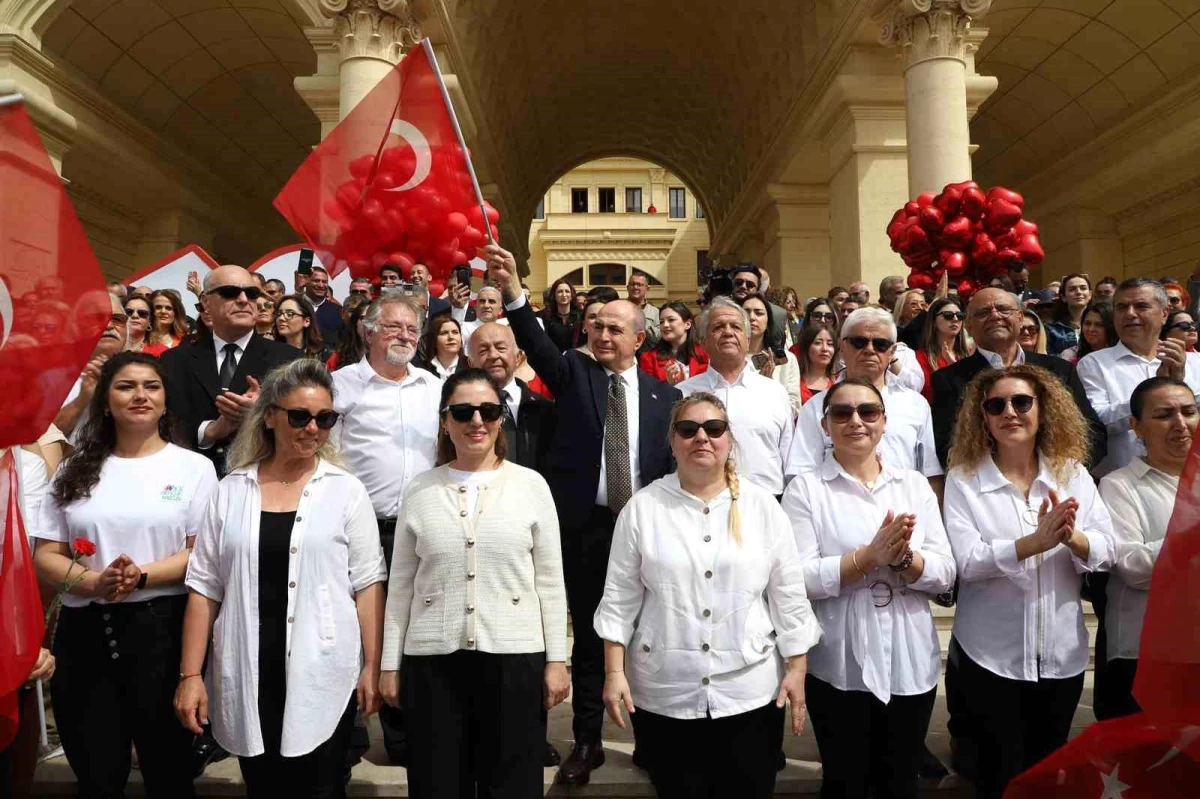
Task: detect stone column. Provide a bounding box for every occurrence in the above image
[318,0,422,121]
[881,0,992,196]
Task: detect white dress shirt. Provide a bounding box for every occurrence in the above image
[332,358,441,519]
[785,374,941,479]
[501,377,521,426]
[783,456,955,703]
[596,362,641,507]
[1099,458,1177,661]
[185,459,386,757]
[1076,342,1200,476]
[198,330,255,449]
[749,351,802,414]
[976,345,1025,369]
[428,357,460,381]
[943,454,1114,681]
[593,474,822,719]
[678,364,794,494]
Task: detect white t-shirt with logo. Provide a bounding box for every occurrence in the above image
[34,443,219,607]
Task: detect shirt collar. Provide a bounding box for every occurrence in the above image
[819,452,900,488]
[213,329,254,353]
[1111,340,1157,363]
[603,362,639,388]
[974,451,1057,494]
[230,456,344,483]
[359,356,436,387]
[501,377,520,403]
[976,345,1024,369]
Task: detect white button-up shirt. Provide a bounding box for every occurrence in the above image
[332,359,441,519]
[976,345,1025,369]
[185,460,386,757]
[678,364,794,494]
[783,457,955,703]
[785,374,941,479]
[593,474,822,719]
[596,363,641,507]
[1099,458,1177,662]
[943,454,1114,681]
[1076,342,1200,476]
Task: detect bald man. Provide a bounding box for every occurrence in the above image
[485,244,681,784]
[54,292,128,442]
[161,264,300,475]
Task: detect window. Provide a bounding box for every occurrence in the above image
[696,250,712,286]
[561,267,584,285]
[598,187,615,213]
[625,187,643,213]
[571,188,588,213]
[695,202,705,219]
[534,198,545,219]
[669,187,686,218]
[588,263,626,286]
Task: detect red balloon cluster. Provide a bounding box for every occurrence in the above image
[322,143,500,282]
[886,181,1044,297]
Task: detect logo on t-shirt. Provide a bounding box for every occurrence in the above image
[160,484,184,502]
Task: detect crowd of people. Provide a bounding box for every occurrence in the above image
[4,246,1197,799]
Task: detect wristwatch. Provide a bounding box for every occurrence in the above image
[136,571,148,591]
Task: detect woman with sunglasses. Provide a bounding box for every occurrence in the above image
[1043,274,1092,357]
[122,294,153,353]
[942,364,1113,799]
[143,289,189,355]
[796,322,836,406]
[596,392,820,798]
[176,359,386,798]
[638,301,708,385]
[378,368,568,798]
[254,294,276,338]
[1017,309,1047,355]
[1058,301,1116,365]
[804,297,839,334]
[783,379,954,799]
[33,352,218,799]
[915,297,972,403]
[1162,308,1198,352]
[274,294,332,361]
[893,289,927,328]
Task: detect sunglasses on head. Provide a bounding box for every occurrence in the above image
[982,394,1036,417]
[938,311,966,321]
[673,419,729,439]
[825,402,884,424]
[207,284,262,301]
[123,307,150,319]
[443,402,504,423]
[272,406,340,429]
[844,336,894,352]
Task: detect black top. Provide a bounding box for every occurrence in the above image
[539,308,579,353]
[257,509,296,755]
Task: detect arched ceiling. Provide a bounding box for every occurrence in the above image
[973,0,1200,187]
[41,0,321,202]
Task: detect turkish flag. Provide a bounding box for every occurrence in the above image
[0,97,107,448]
[273,39,500,283]
[0,451,46,750]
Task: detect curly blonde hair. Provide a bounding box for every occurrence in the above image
[669,392,742,546]
[948,364,1089,485]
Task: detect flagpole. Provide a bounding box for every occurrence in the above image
[35,679,47,748]
[0,93,24,109]
[421,39,497,247]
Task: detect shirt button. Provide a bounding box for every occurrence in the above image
[111,652,119,660]
[290,547,297,554]
[762,644,770,653]
[701,643,710,652]
[642,644,651,652]
[303,490,310,497]
[289,582,296,589]
[467,571,475,579]
[460,510,468,517]
[424,597,433,606]
[104,627,113,635]
[459,486,467,493]
[512,596,520,605]
[703,535,711,543]
[467,637,475,647]
[702,609,711,618]
[467,604,474,613]
[467,538,475,547]
[287,617,294,623]
[102,613,111,621]
[295,516,302,522]
[701,677,710,685]
[702,507,710,515]
[108,640,117,647]
[705,570,713,579]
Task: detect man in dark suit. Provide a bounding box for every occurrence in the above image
[486,244,680,785]
[162,265,300,476]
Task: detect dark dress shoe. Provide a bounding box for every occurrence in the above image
[556,742,605,785]
[919,744,949,779]
[544,741,561,767]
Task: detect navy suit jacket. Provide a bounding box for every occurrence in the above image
[506,301,681,531]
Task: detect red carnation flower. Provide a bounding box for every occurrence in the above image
[72,537,96,557]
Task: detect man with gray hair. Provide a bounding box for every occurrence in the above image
[331,294,439,766]
[785,306,941,486]
[848,280,870,305]
[878,276,905,313]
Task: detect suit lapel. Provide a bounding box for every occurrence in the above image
[636,371,661,470]
[588,362,607,427]
[188,338,220,401]
[230,334,266,394]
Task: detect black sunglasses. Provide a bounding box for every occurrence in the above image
[938,311,966,321]
[844,336,894,352]
[272,406,340,429]
[982,394,1036,417]
[732,278,758,289]
[809,311,836,322]
[826,403,884,424]
[123,307,151,319]
[207,284,262,301]
[443,402,504,423]
[1019,325,1039,336]
[1171,321,1198,333]
[673,419,729,439]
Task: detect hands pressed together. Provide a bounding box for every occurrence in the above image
[861,510,916,571]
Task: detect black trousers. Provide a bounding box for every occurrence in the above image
[805,675,936,799]
[1095,657,1140,720]
[951,638,1084,799]
[50,595,196,799]
[629,702,783,799]
[238,699,357,798]
[402,650,546,799]
[377,520,406,761]
[1084,573,1114,720]
[562,505,617,743]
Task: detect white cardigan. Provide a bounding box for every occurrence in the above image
[381,462,567,669]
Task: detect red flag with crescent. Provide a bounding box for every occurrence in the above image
[273,39,500,284]
[0,96,107,448]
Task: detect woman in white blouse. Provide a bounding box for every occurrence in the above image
[782,378,955,799]
[1097,376,1196,719]
[175,359,386,799]
[378,367,568,799]
[943,364,1114,799]
[595,392,821,799]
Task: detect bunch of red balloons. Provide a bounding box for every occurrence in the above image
[887,181,1044,297]
[321,142,500,282]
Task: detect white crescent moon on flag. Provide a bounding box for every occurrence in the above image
[0,277,12,348]
[386,120,431,192]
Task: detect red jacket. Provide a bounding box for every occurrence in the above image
[638,347,710,383]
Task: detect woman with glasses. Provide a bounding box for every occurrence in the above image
[1161,308,1198,352]
[143,289,189,355]
[378,368,568,798]
[639,301,708,385]
[915,298,971,403]
[804,298,839,333]
[796,322,836,406]
[743,292,802,413]
[254,294,276,338]
[123,294,153,353]
[783,379,954,799]
[942,364,1113,799]
[1043,274,1092,357]
[176,359,386,798]
[1162,280,1189,311]
[596,392,821,799]
[1017,309,1047,355]
[893,290,927,328]
[274,294,333,362]
[1058,301,1116,365]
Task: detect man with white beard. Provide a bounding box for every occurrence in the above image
[331,294,440,766]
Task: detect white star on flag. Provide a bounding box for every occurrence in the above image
[1098,765,1130,799]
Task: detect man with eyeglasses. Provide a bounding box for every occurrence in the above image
[330,294,440,768]
[929,287,1106,471]
[785,307,941,488]
[161,265,300,475]
[54,292,128,443]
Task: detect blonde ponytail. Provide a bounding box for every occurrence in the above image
[724,457,742,547]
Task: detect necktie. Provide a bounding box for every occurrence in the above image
[604,374,632,512]
[219,342,238,390]
[501,390,519,463]
[501,390,516,430]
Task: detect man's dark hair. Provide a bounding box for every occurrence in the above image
[587,286,619,303]
[264,278,285,292]
[730,263,761,282]
[1097,276,1118,288]
[1008,260,1029,273]
[379,264,402,279]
